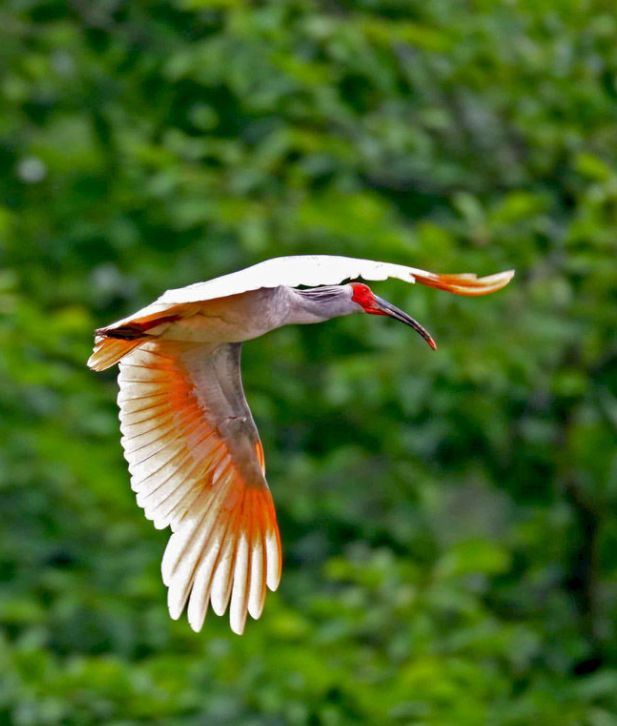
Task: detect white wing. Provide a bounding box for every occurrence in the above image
[158,255,514,304]
[103,255,514,331]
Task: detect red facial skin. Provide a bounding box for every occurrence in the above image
[350,283,382,314]
[350,282,437,350]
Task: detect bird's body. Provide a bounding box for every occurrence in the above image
[89,255,513,634]
[147,287,292,343]
[133,285,358,345]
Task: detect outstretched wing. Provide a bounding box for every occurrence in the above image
[101,255,514,333]
[118,339,281,635]
[158,255,515,304]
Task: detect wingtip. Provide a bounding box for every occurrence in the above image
[229,615,247,636]
[265,529,282,592]
[188,618,204,634]
[412,268,515,297]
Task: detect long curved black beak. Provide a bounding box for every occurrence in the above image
[373,295,437,350]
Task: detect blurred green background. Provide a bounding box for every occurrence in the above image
[1,1,616,723]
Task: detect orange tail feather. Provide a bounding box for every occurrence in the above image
[88,314,181,372]
[87,335,144,371]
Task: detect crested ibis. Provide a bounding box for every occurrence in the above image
[88,255,514,634]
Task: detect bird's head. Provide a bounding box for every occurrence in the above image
[350,282,437,350]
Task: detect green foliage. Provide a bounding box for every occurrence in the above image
[1,0,616,723]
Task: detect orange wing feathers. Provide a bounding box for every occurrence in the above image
[117,341,281,635]
[413,269,514,296]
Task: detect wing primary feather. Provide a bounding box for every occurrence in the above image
[209,493,245,617]
[187,505,236,632]
[167,496,227,620]
[264,503,282,592]
[229,527,251,635]
[248,524,266,620]
[162,472,234,587]
[185,531,220,632]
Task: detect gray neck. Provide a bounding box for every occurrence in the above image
[284,285,359,325]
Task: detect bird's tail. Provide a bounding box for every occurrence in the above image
[88,313,182,371]
[87,335,144,371]
[413,269,515,296]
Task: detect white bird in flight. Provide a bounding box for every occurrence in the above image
[88,255,514,635]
